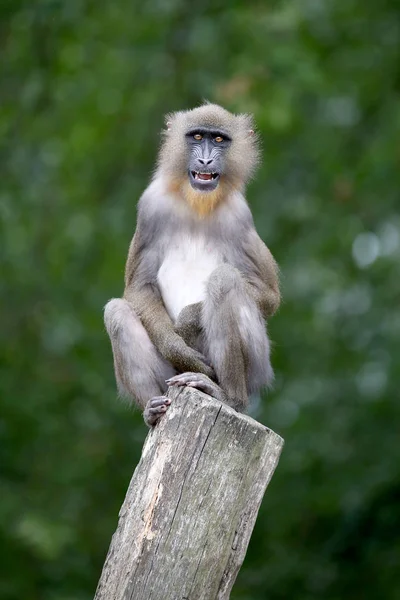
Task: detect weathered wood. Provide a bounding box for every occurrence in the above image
[94,386,284,600]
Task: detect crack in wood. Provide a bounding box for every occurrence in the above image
[188,539,208,598]
[94,388,284,600]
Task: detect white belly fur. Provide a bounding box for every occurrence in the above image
[157,235,221,322]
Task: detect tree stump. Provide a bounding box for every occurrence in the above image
[94,386,284,600]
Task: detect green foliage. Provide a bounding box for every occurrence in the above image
[1,1,399,598]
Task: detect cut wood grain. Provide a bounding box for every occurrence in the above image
[94,386,283,600]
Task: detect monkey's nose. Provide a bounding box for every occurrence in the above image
[198,158,213,165]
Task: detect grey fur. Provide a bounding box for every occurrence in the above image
[104,298,176,404]
[104,104,280,426]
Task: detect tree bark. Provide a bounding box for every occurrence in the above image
[94,386,284,600]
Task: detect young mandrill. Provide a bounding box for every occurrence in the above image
[104,103,280,426]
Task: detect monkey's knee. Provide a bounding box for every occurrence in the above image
[104,298,131,338]
[104,298,154,356]
[206,264,243,303]
[104,298,175,405]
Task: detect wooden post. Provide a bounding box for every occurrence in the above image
[94,386,284,600]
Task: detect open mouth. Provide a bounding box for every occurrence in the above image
[188,169,220,192]
[191,171,219,181]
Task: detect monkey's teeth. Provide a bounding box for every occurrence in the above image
[193,171,218,181]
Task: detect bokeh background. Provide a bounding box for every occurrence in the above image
[1,1,400,598]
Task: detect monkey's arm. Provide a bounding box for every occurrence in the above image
[174,302,202,347]
[124,236,213,378]
[243,230,281,318]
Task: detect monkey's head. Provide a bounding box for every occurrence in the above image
[159,103,259,217]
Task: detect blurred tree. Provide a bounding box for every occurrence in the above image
[0,1,399,599]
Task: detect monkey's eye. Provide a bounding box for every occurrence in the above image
[215,136,224,143]
[193,134,203,141]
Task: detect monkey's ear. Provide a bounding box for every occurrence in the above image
[236,112,255,134]
[164,113,174,131]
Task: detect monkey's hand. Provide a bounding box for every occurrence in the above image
[166,372,227,404]
[174,302,202,348]
[143,395,171,427]
[160,334,215,380]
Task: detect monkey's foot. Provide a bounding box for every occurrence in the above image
[166,372,227,403]
[143,395,171,427]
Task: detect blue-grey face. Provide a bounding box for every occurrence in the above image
[186,127,232,192]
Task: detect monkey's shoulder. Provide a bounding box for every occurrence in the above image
[137,176,186,221]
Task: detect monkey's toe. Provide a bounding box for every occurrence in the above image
[166,372,198,386]
[166,372,217,397]
[143,395,171,427]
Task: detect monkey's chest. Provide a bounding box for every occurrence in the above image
[157,238,221,322]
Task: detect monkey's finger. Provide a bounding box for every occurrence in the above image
[150,396,171,407]
[148,405,168,415]
[144,408,168,427]
[183,375,205,385]
[186,380,213,393]
[186,380,206,387]
[165,379,187,387]
[165,379,186,385]
[166,373,199,386]
[167,372,199,380]
[144,396,171,426]
[166,373,214,395]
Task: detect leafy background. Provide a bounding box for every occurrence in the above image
[1,1,399,598]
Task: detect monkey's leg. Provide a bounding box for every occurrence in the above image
[201,264,273,411]
[104,299,176,426]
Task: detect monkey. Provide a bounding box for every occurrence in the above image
[104,103,280,427]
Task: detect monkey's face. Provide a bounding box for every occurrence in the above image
[185,127,231,193]
[161,105,260,216]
